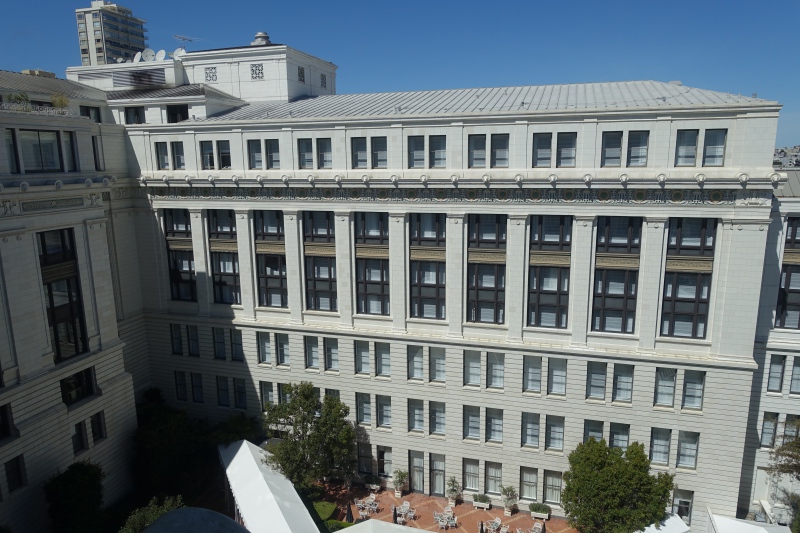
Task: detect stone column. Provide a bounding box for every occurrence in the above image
[282,210,304,324]
[334,211,354,329]
[506,214,528,340]
[638,217,667,351]
[447,213,466,337]
[570,215,595,346]
[389,213,408,332]
[234,209,256,320]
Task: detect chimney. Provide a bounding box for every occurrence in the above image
[21,69,56,78]
[251,32,272,46]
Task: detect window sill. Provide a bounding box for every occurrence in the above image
[407,378,424,384]
[408,429,424,437]
[546,394,567,401]
[256,306,290,313]
[463,437,481,445]
[610,401,633,408]
[650,463,669,471]
[429,381,446,387]
[766,392,783,397]
[675,467,698,475]
[680,408,703,416]
[276,365,291,371]
[463,322,508,330]
[407,317,447,324]
[324,370,340,376]
[485,387,504,394]
[653,405,675,413]
[303,310,341,317]
[585,398,606,405]
[305,368,320,374]
[521,444,539,452]
[544,449,564,456]
[656,336,712,347]
[523,326,572,336]
[587,331,639,341]
[354,314,392,322]
[257,362,272,368]
[376,426,392,432]
[375,375,391,382]
[462,384,481,391]
[485,441,503,448]
[522,391,542,398]
[430,433,446,440]
[355,373,371,379]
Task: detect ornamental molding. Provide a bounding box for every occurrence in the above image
[595,253,640,270]
[467,249,507,264]
[783,249,800,265]
[208,239,238,252]
[355,244,390,259]
[529,251,571,267]
[20,197,84,213]
[166,238,193,251]
[255,242,286,255]
[665,257,714,273]
[304,242,336,257]
[409,246,446,261]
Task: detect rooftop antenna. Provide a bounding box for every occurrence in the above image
[174,34,198,49]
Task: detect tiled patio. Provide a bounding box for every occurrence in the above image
[324,484,578,532]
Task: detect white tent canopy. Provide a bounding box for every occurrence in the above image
[637,514,691,533]
[710,515,791,533]
[218,440,320,533]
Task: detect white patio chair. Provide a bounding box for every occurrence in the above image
[437,517,448,531]
[500,525,510,533]
[532,521,544,533]
[405,508,416,520]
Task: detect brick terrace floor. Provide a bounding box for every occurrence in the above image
[323,484,578,533]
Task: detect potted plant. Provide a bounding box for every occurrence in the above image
[393,470,409,497]
[529,502,551,520]
[446,476,462,506]
[501,485,518,516]
[365,474,382,492]
[471,493,491,510]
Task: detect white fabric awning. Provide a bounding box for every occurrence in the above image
[711,515,792,533]
[637,514,691,533]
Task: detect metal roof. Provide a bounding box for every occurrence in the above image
[107,84,245,103]
[0,70,107,101]
[774,169,800,197]
[201,80,777,122]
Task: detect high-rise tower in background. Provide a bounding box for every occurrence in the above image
[75,1,147,66]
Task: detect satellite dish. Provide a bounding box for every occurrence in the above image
[141,48,156,62]
[155,49,166,61]
[173,47,186,59]
[116,57,125,63]
[133,51,142,63]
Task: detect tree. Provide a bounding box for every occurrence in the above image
[561,439,674,533]
[264,382,356,487]
[118,495,185,533]
[768,418,800,481]
[43,461,105,533]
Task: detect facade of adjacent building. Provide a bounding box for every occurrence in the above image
[75,1,147,66]
[0,31,794,533]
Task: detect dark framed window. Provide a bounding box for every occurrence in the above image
[372,137,387,169]
[556,132,577,167]
[60,368,95,405]
[777,264,800,329]
[410,213,446,246]
[171,141,185,170]
[298,138,313,169]
[468,134,486,168]
[0,404,13,441]
[627,131,649,167]
[211,252,241,304]
[72,421,88,454]
[786,217,800,249]
[667,218,717,256]
[532,133,552,167]
[168,250,196,301]
[429,135,446,168]
[530,215,572,251]
[675,130,699,166]
[257,254,288,307]
[596,216,642,253]
[174,371,188,401]
[247,139,263,169]
[601,131,623,167]
[303,211,335,242]
[355,212,389,244]
[217,376,230,407]
[155,142,169,170]
[5,129,19,174]
[592,269,637,333]
[305,256,337,311]
[90,412,106,442]
[63,131,77,172]
[467,263,505,324]
[19,130,62,172]
[468,214,507,249]
[166,104,188,123]
[356,258,390,315]
[352,137,367,169]
[217,140,231,169]
[38,228,76,266]
[317,138,332,169]
[91,135,104,171]
[234,378,247,409]
[661,273,710,338]
[200,140,214,169]
[266,139,280,169]
[79,105,101,123]
[410,261,446,319]
[208,209,237,239]
[164,209,191,237]
[191,373,204,403]
[5,455,25,492]
[408,136,424,168]
[254,210,284,241]
[124,106,144,124]
[490,134,509,168]
[528,266,569,328]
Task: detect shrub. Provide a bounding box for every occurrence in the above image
[118,496,184,533]
[393,470,409,488]
[314,501,337,522]
[43,461,105,533]
[529,502,551,514]
[326,519,353,531]
[473,493,491,503]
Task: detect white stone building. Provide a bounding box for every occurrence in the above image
[75,1,147,66]
[0,32,793,532]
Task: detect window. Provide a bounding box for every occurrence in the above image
[463,458,479,490]
[675,130,699,166]
[408,136,424,168]
[356,393,371,424]
[79,105,101,123]
[376,395,391,427]
[592,270,638,334]
[528,266,569,328]
[463,350,481,386]
[90,412,106,443]
[356,259,390,315]
[260,382,273,410]
[667,218,716,256]
[171,141,185,170]
[375,342,390,376]
[523,356,542,392]
[169,250,196,301]
[200,140,215,169]
[257,255,287,308]
[673,490,694,525]
[545,416,565,450]
[530,215,572,251]
[166,104,188,124]
[358,443,372,474]
[768,355,786,392]
[786,414,799,442]
[485,462,502,494]
[408,398,425,431]
[429,135,446,168]
[355,340,370,374]
[584,420,604,443]
[377,446,392,477]
[612,364,633,402]
[277,383,289,404]
[601,131,623,167]
[191,373,203,403]
[547,358,567,395]
[125,106,145,124]
[61,368,94,405]
[325,389,339,400]
[0,404,13,441]
[650,428,671,464]
[253,210,284,242]
[317,138,332,169]
[532,133,552,167]
[786,218,800,249]
[320,73,327,88]
[5,129,19,174]
[186,325,199,356]
[371,136,387,168]
[305,336,319,369]
[468,134,486,168]
[205,66,217,82]
[487,352,504,388]
[703,129,727,166]
[429,348,446,382]
[410,213,446,246]
[170,324,183,355]
[610,423,629,451]
[467,263,505,324]
[352,137,367,169]
[62,131,77,172]
[556,132,577,167]
[248,139,263,169]
[304,211,336,242]
[544,471,562,504]
[234,378,247,409]
[520,467,538,500]
[19,130,62,172]
[586,362,606,400]
[655,368,676,407]
[276,334,289,365]
[597,216,642,253]
[469,214,507,249]
[430,401,445,434]
[305,257,337,311]
[522,412,540,447]
[677,431,699,469]
[72,421,88,455]
[407,345,423,379]
[324,338,338,370]
[486,408,503,442]
[682,371,705,409]
[264,139,280,169]
[217,377,230,407]
[463,405,480,439]
[627,131,649,167]
[208,209,236,239]
[250,63,264,80]
[217,141,231,169]
[211,252,240,304]
[792,358,800,393]
[5,455,25,492]
[230,330,243,361]
[490,134,509,168]
[298,138,313,169]
[410,261,446,319]
[777,265,800,328]
[297,66,305,82]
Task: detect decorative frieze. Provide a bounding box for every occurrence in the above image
[208,239,238,252]
[467,249,507,264]
[409,246,446,261]
[529,251,571,267]
[783,249,800,265]
[255,242,286,254]
[304,243,336,257]
[595,253,640,270]
[20,197,84,212]
[166,238,193,251]
[355,244,390,259]
[665,256,714,273]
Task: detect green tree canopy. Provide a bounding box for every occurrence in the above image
[43,460,105,533]
[562,439,674,533]
[264,382,356,487]
[768,418,800,481]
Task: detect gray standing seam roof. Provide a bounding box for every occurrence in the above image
[106,84,245,103]
[0,70,107,101]
[201,80,776,122]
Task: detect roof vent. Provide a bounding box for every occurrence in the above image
[21,69,56,78]
[251,32,272,46]
[668,80,682,86]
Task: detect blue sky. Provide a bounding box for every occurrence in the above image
[2,0,798,146]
